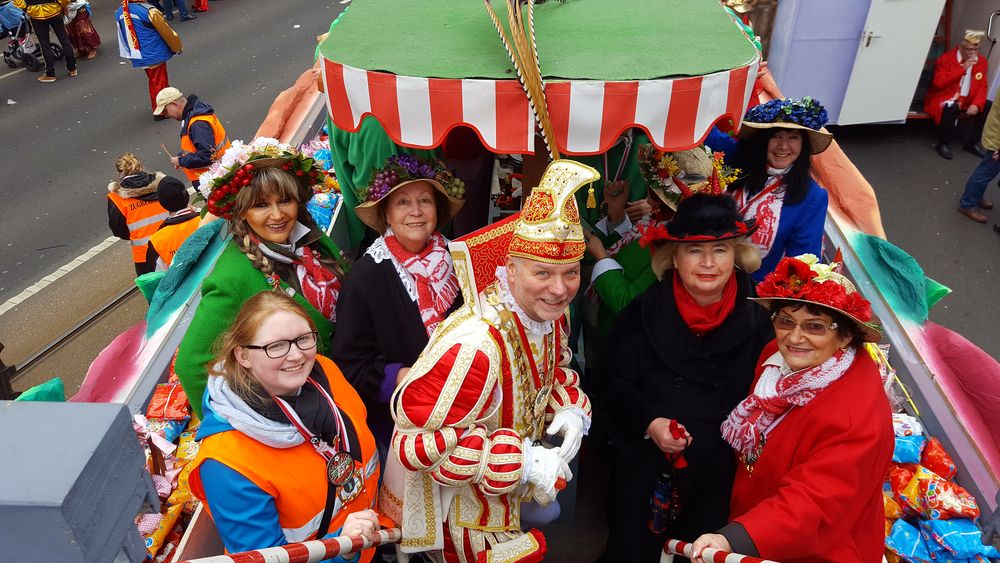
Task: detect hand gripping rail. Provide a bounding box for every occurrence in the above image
[661,538,779,563]
[178,528,400,563]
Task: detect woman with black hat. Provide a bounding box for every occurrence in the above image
[600,193,773,561]
[707,97,833,280]
[330,154,465,458]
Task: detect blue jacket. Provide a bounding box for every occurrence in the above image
[196,391,352,562]
[178,96,219,170]
[114,3,174,68]
[705,128,829,281]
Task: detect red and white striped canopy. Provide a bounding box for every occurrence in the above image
[322,57,760,156]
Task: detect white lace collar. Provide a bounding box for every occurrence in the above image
[494,266,553,336]
[365,228,417,302]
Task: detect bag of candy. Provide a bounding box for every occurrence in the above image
[919,519,1000,560]
[892,413,924,436]
[145,503,183,559]
[920,437,957,480]
[885,519,932,563]
[899,466,942,514]
[918,478,980,520]
[147,383,190,420]
[884,492,904,520]
[893,435,926,464]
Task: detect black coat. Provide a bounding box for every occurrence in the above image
[330,254,462,454]
[601,271,772,560]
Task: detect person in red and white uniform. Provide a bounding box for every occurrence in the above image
[387,160,599,563]
[925,30,990,161]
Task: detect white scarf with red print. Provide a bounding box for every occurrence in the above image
[382,230,459,337]
[722,346,855,457]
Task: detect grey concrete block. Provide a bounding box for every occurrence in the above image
[0,401,158,562]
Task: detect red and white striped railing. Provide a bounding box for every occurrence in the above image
[661,538,779,563]
[179,528,401,563]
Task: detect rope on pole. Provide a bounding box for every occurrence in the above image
[660,538,780,563]
[179,528,401,563]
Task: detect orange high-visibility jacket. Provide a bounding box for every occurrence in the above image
[180,114,231,182]
[106,192,169,263]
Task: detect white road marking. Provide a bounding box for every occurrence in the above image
[0,68,26,81]
[0,236,122,317]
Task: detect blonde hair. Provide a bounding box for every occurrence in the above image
[228,166,347,285]
[209,290,318,405]
[115,153,144,176]
[651,237,762,281]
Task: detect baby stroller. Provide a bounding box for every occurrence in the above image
[1,7,63,72]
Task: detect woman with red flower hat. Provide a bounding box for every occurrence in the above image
[691,254,893,563]
[175,138,349,419]
[601,193,773,561]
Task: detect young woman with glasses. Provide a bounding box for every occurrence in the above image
[189,291,390,561]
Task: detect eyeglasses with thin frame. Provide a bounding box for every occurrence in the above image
[242,331,319,359]
[771,312,838,336]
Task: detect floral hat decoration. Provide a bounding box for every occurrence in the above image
[637,144,741,211]
[354,154,465,233]
[197,137,325,219]
[751,253,882,342]
[738,96,834,154]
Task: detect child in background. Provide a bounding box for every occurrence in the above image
[146,176,200,272]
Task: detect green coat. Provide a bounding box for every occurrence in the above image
[175,234,342,419]
[574,130,651,232]
[593,237,658,338]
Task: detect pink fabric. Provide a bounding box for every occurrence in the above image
[72,321,147,403]
[918,322,1000,479]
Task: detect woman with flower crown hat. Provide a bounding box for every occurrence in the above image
[175,137,349,420]
[706,97,833,281]
[330,154,465,459]
[691,254,892,563]
[600,191,772,562]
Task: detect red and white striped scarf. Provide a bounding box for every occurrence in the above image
[722,346,855,457]
[384,232,459,337]
[294,245,341,322]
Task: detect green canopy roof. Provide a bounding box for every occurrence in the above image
[320,0,758,81]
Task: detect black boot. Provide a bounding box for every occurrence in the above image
[936,143,953,160]
[964,142,987,158]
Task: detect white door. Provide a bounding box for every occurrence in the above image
[838,0,947,125]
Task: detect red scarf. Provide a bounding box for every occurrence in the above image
[672,271,737,336]
[384,232,459,337]
[294,245,341,322]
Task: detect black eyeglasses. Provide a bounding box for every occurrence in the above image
[242,331,318,359]
[771,313,838,336]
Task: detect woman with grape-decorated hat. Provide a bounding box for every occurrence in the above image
[330,154,465,456]
[706,97,834,281]
[175,137,349,419]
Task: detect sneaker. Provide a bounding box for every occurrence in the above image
[181,14,197,20]
[68,69,78,77]
[37,74,56,83]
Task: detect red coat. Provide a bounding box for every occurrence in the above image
[924,45,989,124]
[729,341,893,562]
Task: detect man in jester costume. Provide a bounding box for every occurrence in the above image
[387,160,599,562]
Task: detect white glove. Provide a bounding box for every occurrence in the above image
[546,408,588,462]
[522,441,572,498]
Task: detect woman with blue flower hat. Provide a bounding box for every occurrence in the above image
[707,97,833,280]
[330,154,465,458]
[175,137,349,419]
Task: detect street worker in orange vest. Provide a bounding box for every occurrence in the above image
[145,176,200,272]
[189,291,392,561]
[155,86,230,187]
[107,153,170,276]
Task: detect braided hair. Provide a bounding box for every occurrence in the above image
[228,167,347,287]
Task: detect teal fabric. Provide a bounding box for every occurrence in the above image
[146,220,227,337]
[174,234,343,419]
[14,377,65,402]
[851,233,951,325]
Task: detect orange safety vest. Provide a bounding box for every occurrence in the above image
[106,192,169,263]
[180,114,231,182]
[189,356,389,561]
[148,215,201,269]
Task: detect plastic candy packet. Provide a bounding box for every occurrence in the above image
[899,466,942,514]
[147,383,190,420]
[145,503,183,559]
[176,431,199,461]
[919,519,1000,560]
[893,435,926,464]
[918,478,980,520]
[892,413,924,436]
[920,437,957,480]
[884,492,903,520]
[146,418,188,444]
[885,519,932,563]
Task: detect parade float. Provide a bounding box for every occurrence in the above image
[2,1,998,562]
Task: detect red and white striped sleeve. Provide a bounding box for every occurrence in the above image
[546,318,592,421]
[392,341,525,495]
